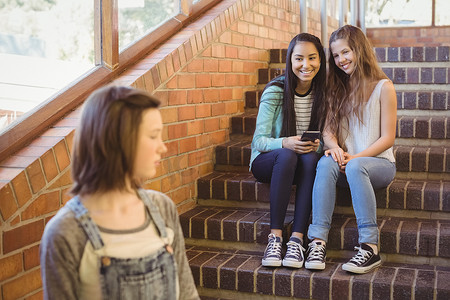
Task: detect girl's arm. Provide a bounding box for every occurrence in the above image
[344,80,397,162]
[323,127,345,164]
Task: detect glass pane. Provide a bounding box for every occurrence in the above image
[366,0,432,27]
[0,0,95,132]
[436,0,450,26]
[119,0,178,51]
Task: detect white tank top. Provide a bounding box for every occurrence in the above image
[344,79,395,162]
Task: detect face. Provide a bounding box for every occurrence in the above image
[291,41,321,86]
[330,38,356,75]
[133,108,167,181]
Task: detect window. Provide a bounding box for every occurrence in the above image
[366,0,432,27]
[0,0,95,131]
[119,0,178,51]
[435,0,450,26]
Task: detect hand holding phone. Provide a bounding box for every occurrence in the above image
[300,131,321,142]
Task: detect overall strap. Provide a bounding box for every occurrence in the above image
[65,197,105,250]
[137,190,168,239]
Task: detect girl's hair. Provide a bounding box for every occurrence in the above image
[265,33,327,136]
[325,25,387,147]
[70,85,160,196]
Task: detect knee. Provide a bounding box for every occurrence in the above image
[317,155,338,173]
[345,158,368,177]
[274,148,298,166]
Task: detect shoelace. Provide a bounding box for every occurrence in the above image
[308,242,325,259]
[285,241,306,259]
[349,246,372,264]
[265,235,282,258]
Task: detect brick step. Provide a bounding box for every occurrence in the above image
[197,171,450,213]
[181,206,450,260]
[187,244,450,300]
[375,46,450,63]
[256,65,450,85]
[268,46,450,64]
[215,139,449,178]
[231,112,450,141]
[245,89,450,110]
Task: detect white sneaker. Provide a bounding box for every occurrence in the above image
[282,236,305,268]
[305,240,326,270]
[342,243,381,274]
[261,233,282,267]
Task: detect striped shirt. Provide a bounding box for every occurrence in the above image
[294,90,313,136]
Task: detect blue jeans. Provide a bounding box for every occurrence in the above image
[251,148,319,234]
[307,156,396,245]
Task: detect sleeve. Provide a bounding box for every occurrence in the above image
[251,85,284,152]
[152,192,200,300]
[40,210,87,300]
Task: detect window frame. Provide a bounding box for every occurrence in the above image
[0,0,220,161]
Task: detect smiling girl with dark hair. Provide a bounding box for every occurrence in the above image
[250,33,326,268]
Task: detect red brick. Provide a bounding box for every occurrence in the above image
[0,183,18,221]
[0,253,22,281]
[212,44,226,58]
[187,120,204,136]
[152,90,169,107]
[187,59,204,72]
[178,74,196,89]
[225,74,240,86]
[3,219,44,254]
[225,46,238,58]
[22,191,60,220]
[25,290,43,300]
[180,137,197,153]
[165,56,175,78]
[178,106,196,121]
[203,89,220,102]
[166,76,177,89]
[225,101,238,114]
[48,170,72,189]
[196,104,212,118]
[2,269,42,300]
[212,74,225,87]
[160,107,178,124]
[196,74,211,88]
[212,103,226,116]
[204,118,220,132]
[218,60,232,72]
[172,49,181,71]
[65,130,75,157]
[40,149,59,182]
[219,88,233,100]
[158,60,168,82]
[26,160,46,194]
[163,141,178,158]
[10,171,31,207]
[24,244,40,270]
[204,59,219,72]
[187,90,203,104]
[168,90,188,106]
[168,123,188,140]
[54,140,70,171]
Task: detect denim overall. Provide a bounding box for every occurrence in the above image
[66,190,177,300]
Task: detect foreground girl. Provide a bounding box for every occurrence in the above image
[40,86,199,299]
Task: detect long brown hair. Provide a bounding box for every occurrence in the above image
[325,25,387,147]
[70,85,160,196]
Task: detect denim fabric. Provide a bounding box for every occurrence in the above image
[65,193,177,300]
[251,148,319,234]
[307,156,396,244]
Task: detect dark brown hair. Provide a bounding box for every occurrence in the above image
[265,33,327,136]
[325,25,387,147]
[70,85,160,196]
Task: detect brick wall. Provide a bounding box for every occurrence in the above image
[367,26,450,47]
[0,0,340,299]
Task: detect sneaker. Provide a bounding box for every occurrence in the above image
[282,236,305,268]
[304,240,326,270]
[342,243,381,274]
[261,233,282,267]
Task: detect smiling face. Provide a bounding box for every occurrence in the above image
[291,41,321,88]
[330,38,356,75]
[133,108,167,181]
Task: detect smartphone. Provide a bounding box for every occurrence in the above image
[301,130,321,142]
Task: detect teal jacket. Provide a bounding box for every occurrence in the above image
[249,79,323,170]
[250,84,285,170]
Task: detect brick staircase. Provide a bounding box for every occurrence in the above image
[181,46,450,299]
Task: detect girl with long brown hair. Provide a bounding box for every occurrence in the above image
[305,25,397,274]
